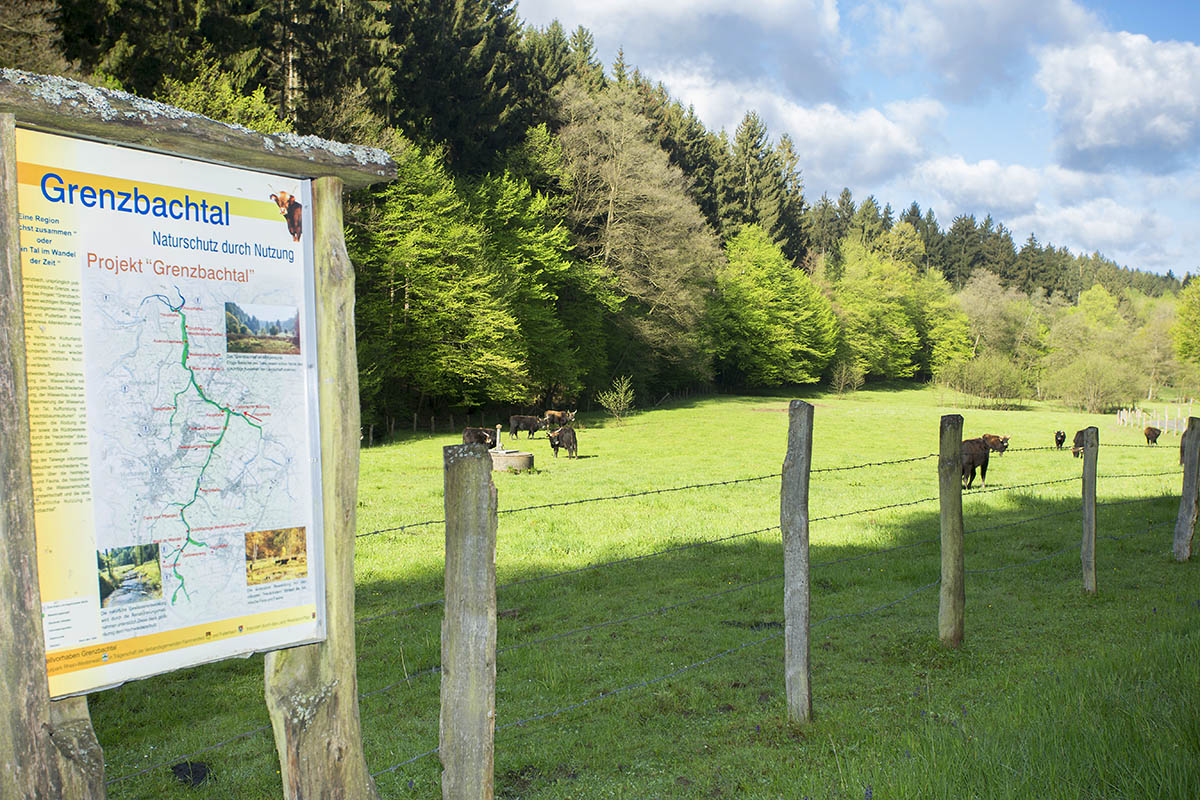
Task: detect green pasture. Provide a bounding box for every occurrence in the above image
[92,385,1199,798]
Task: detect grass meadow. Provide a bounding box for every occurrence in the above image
[91,385,1199,799]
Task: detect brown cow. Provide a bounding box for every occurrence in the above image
[1071,429,1087,458]
[981,434,1009,452]
[270,191,303,242]
[509,414,544,439]
[961,435,1009,489]
[462,427,497,448]
[547,426,578,458]
[1144,426,1161,445]
[543,409,576,428]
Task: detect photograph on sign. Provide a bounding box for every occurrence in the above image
[15,128,326,697]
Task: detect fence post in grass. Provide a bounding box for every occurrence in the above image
[1080,426,1099,592]
[938,414,965,648]
[780,399,814,725]
[1174,417,1200,561]
[441,443,497,800]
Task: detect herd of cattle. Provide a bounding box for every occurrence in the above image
[464,410,1171,475]
[461,409,579,459]
[963,424,1167,489]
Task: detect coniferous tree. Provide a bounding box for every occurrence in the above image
[0,0,75,74]
[773,133,808,266]
[566,25,605,90]
[386,0,536,173]
[851,195,885,248]
[522,20,572,122]
[944,214,981,289]
[805,193,841,264]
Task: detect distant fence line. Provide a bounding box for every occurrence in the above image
[1117,401,1196,435]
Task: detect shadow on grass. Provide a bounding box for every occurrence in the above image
[92,489,1186,799]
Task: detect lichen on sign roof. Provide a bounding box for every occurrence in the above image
[0,69,396,188]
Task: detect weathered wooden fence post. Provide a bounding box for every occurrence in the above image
[264,177,379,800]
[1175,417,1200,561]
[441,444,497,800]
[938,414,965,648]
[0,112,106,800]
[1080,426,1099,592]
[780,399,813,725]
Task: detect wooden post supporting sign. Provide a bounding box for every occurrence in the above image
[0,112,106,800]
[264,178,379,800]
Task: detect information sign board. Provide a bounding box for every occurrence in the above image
[15,128,326,697]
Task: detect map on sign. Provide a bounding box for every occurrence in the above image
[16,127,326,697]
[85,285,310,623]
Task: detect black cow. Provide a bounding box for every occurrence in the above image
[1054,430,1066,449]
[509,415,544,439]
[961,435,1009,489]
[1071,429,1087,458]
[1144,426,1162,445]
[462,427,497,448]
[543,409,576,428]
[547,426,578,458]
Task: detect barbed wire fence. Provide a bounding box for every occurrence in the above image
[103,433,1189,789]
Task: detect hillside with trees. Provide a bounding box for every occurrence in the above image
[9,0,1194,431]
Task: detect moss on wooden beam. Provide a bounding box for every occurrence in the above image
[0,69,395,188]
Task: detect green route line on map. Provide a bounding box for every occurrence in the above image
[148,290,263,604]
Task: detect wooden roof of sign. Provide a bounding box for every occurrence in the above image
[0,69,396,188]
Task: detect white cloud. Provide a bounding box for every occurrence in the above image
[517,0,838,38]
[912,156,1041,216]
[1037,31,1200,172]
[517,0,847,103]
[1007,198,1170,265]
[872,0,1099,100]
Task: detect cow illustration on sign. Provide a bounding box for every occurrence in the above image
[270,191,302,241]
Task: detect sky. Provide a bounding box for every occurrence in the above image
[514,0,1200,277]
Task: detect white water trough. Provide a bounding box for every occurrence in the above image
[488,424,534,472]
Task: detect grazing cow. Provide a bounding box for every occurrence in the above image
[1054,430,1066,449]
[1071,429,1087,458]
[547,426,578,458]
[270,191,303,242]
[543,409,576,429]
[509,414,544,439]
[961,435,1009,489]
[981,433,1010,453]
[462,427,497,448]
[1144,426,1162,445]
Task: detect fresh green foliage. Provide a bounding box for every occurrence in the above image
[832,236,968,382]
[1043,284,1141,412]
[349,144,533,422]
[938,351,1027,407]
[1173,280,1200,366]
[157,60,292,134]
[708,225,836,388]
[594,374,635,423]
